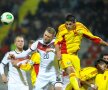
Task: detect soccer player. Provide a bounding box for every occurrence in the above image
[11,40,40,87]
[80,67,98,90]
[95,59,108,90]
[55,14,108,90]
[0,35,29,90]
[8,27,62,90]
[65,66,98,90]
[100,52,108,64]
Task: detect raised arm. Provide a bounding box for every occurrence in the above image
[9,41,38,59]
[79,23,108,46]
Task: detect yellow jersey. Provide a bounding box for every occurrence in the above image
[95,69,108,90]
[55,22,101,54]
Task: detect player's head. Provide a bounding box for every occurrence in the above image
[65,14,76,30]
[95,59,107,73]
[14,35,24,50]
[100,53,108,63]
[43,27,56,44]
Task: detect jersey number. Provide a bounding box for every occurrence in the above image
[43,53,49,59]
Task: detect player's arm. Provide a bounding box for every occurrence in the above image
[0,63,8,83]
[55,44,61,60]
[11,59,33,71]
[9,41,38,59]
[20,52,40,71]
[0,53,9,83]
[12,53,40,71]
[81,81,97,90]
[99,38,108,46]
[80,24,108,46]
[54,25,64,46]
[21,52,40,70]
[55,26,63,60]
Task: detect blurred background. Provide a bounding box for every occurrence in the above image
[0,0,108,89]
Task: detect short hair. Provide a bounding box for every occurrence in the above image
[14,35,24,42]
[45,27,56,36]
[65,14,76,23]
[95,58,106,67]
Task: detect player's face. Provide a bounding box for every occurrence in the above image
[65,21,75,30]
[15,37,24,49]
[97,62,107,72]
[43,31,53,44]
[103,55,108,62]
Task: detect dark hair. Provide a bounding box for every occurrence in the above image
[65,14,76,22]
[45,27,56,36]
[100,52,108,58]
[95,58,106,67]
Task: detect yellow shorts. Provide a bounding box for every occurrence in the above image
[60,54,80,77]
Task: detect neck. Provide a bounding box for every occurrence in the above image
[15,48,23,52]
[98,70,104,74]
[72,25,76,30]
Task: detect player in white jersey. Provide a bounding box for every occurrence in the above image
[8,27,63,90]
[0,35,29,90]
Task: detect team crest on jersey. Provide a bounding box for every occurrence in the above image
[67,62,71,65]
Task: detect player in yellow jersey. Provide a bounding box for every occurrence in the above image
[65,67,98,90]
[100,52,108,66]
[55,14,108,90]
[80,67,98,90]
[95,59,108,90]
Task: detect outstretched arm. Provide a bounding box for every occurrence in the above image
[99,38,108,46]
[81,25,108,46]
[8,41,38,59]
[81,81,98,90]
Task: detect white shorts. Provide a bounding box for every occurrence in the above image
[33,73,57,90]
[8,83,29,90]
[62,76,69,90]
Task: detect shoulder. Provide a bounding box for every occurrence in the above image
[76,22,89,32]
[58,24,65,31]
[5,51,14,55]
[76,22,85,27]
[36,38,43,43]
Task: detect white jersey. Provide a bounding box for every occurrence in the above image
[32,39,59,90]
[14,38,59,76]
[11,39,60,89]
[36,39,56,73]
[0,50,28,85]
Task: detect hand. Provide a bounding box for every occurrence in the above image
[11,59,20,66]
[8,54,15,60]
[91,84,98,90]
[1,74,8,83]
[56,51,62,60]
